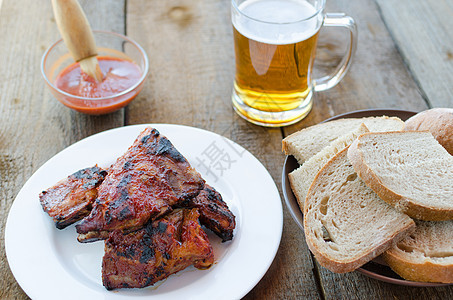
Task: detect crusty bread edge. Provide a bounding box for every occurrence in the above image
[303,148,416,273]
[288,170,306,215]
[281,119,344,155]
[347,132,453,221]
[282,117,383,156]
[383,249,453,283]
[404,108,453,155]
[306,222,414,273]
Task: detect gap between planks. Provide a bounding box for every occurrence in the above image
[373,1,432,109]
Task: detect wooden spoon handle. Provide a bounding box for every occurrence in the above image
[51,0,103,81]
[51,0,97,61]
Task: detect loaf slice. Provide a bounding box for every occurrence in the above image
[282,116,404,164]
[289,123,369,213]
[348,131,453,221]
[404,108,453,155]
[383,220,453,283]
[304,148,415,273]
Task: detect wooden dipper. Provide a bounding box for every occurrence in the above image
[51,0,103,82]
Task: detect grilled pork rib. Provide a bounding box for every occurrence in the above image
[39,166,107,229]
[76,128,205,242]
[183,184,236,242]
[102,208,214,290]
[40,127,237,290]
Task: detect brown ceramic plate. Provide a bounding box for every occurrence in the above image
[282,108,451,287]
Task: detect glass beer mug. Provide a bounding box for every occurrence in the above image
[231,0,357,127]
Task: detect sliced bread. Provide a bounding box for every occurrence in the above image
[304,148,415,273]
[404,108,453,155]
[289,123,369,212]
[383,220,453,283]
[347,131,453,221]
[282,116,404,164]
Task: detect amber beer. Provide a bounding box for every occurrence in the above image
[233,28,319,111]
[232,0,322,125]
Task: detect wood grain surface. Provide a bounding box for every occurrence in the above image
[0,0,452,299]
[0,1,125,299]
[375,0,453,108]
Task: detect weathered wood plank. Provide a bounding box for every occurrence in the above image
[126,0,235,130]
[0,1,125,299]
[315,270,453,300]
[126,0,321,298]
[376,0,453,108]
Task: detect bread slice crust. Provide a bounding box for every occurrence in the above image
[384,250,453,283]
[383,220,453,283]
[303,148,415,273]
[348,131,453,221]
[404,108,453,155]
[289,123,369,212]
[282,116,404,164]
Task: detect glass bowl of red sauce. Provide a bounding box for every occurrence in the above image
[41,30,149,115]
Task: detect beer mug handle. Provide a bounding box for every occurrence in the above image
[314,13,358,92]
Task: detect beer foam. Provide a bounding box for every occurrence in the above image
[233,0,321,45]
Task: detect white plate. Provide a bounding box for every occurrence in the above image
[6,124,283,299]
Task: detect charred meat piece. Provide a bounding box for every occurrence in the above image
[183,184,236,242]
[76,127,205,242]
[102,208,214,290]
[39,166,107,229]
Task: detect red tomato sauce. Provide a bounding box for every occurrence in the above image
[53,56,143,114]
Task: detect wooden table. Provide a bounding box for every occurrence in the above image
[1,0,452,299]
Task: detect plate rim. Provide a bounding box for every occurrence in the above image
[5,123,284,299]
[282,108,452,287]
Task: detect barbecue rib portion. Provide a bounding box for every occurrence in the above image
[76,127,205,242]
[183,184,236,242]
[102,208,214,290]
[39,165,107,229]
[38,126,237,291]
